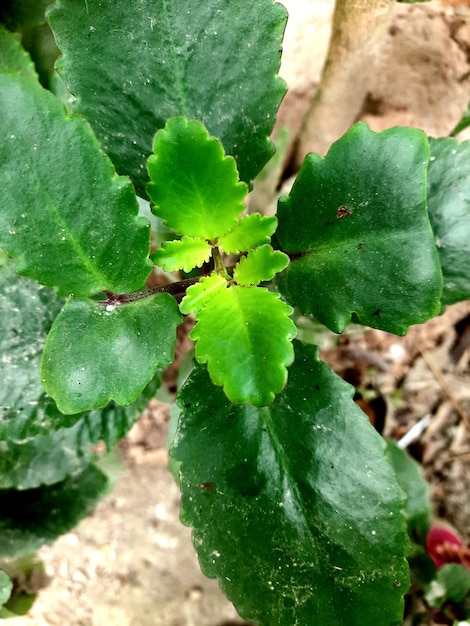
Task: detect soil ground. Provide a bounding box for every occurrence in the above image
[7,1,470,624]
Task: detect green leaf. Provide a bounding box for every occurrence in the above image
[219,214,278,254]
[386,441,431,545]
[47,0,287,192]
[0,463,108,558]
[427,137,470,305]
[41,294,181,414]
[0,264,64,434]
[0,64,151,297]
[0,0,53,31]
[151,236,212,273]
[147,117,247,239]
[190,285,296,406]
[0,25,37,75]
[0,262,165,488]
[426,564,470,608]
[0,571,12,608]
[276,123,443,334]
[233,245,289,286]
[170,340,410,625]
[0,375,162,490]
[179,274,227,315]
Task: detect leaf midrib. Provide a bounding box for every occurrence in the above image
[23,146,111,292]
[161,0,189,116]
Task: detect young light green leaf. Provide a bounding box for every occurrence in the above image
[41,294,181,414]
[0,463,109,559]
[427,137,470,305]
[218,214,278,254]
[147,117,247,240]
[179,274,227,315]
[276,122,443,334]
[190,285,296,406]
[233,245,289,286]
[151,236,212,273]
[170,341,410,625]
[47,0,287,192]
[0,67,151,297]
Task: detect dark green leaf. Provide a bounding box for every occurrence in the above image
[276,123,443,334]
[47,0,287,192]
[386,440,431,545]
[427,137,470,305]
[0,0,53,31]
[189,285,296,406]
[151,236,212,273]
[0,375,162,490]
[0,264,63,439]
[0,263,164,488]
[41,294,181,414]
[426,564,470,608]
[148,117,247,239]
[171,340,410,625]
[0,61,151,297]
[0,463,108,558]
[0,24,37,75]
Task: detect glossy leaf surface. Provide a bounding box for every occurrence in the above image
[219,214,278,254]
[47,0,287,192]
[151,237,212,273]
[427,137,470,305]
[0,463,108,558]
[0,48,151,297]
[147,117,247,239]
[190,286,296,406]
[233,245,289,286]
[171,341,410,625]
[42,294,181,414]
[276,123,442,334]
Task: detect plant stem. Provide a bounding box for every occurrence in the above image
[212,246,231,280]
[293,0,394,165]
[102,247,232,307]
[102,276,201,306]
